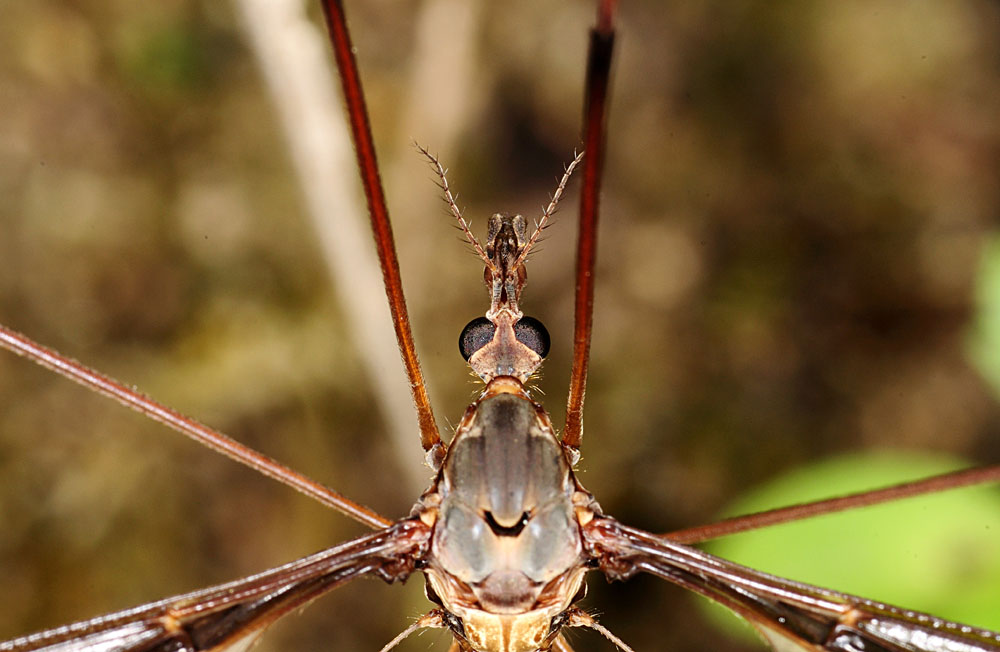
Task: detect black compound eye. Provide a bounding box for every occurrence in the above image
[514,316,550,358]
[459,317,495,361]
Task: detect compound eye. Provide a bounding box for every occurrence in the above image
[459,317,496,361]
[514,316,550,358]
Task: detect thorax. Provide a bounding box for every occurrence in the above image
[418,379,588,652]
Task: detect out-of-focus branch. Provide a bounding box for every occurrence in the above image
[235,0,428,494]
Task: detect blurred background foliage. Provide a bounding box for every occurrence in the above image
[0,1,999,651]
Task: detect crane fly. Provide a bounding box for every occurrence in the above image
[1,1,1000,651]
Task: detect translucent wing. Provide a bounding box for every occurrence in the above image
[0,521,430,652]
[585,518,1000,652]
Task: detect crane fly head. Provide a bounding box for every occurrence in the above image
[459,213,550,384]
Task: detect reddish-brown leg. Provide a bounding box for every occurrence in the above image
[563,0,618,449]
[667,462,1000,543]
[318,0,443,460]
[0,325,392,529]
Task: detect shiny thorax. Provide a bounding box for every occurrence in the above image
[419,378,591,652]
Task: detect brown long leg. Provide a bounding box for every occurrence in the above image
[318,0,443,457]
[235,0,431,493]
[563,0,618,449]
[0,325,392,530]
[667,463,1000,543]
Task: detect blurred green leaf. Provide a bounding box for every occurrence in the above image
[699,453,1000,644]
